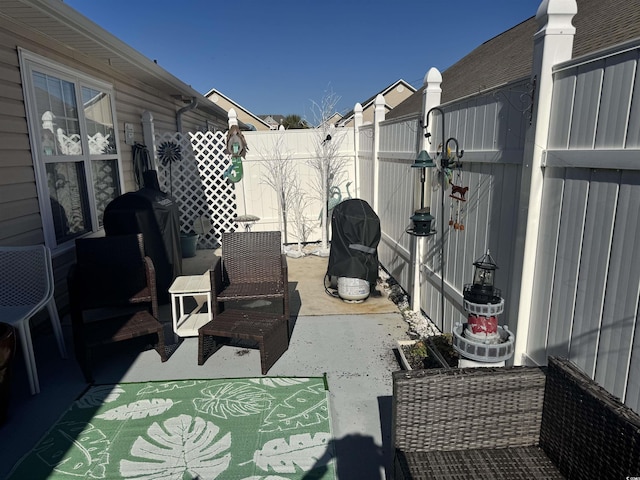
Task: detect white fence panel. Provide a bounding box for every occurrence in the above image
[529,166,640,410]
[376,115,422,291]
[529,40,640,411]
[549,41,640,151]
[417,80,528,331]
[238,129,356,243]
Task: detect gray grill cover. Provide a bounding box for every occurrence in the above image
[327,199,380,285]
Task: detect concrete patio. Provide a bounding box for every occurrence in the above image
[0,249,413,480]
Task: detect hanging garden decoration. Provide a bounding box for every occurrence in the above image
[223,125,248,183]
[449,163,468,230]
[157,141,182,196]
[431,143,454,191]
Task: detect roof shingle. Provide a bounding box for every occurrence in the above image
[388,0,640,119]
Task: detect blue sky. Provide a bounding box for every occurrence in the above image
[64,0,541,121]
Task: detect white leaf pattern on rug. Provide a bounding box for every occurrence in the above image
[249,432,331,474]
[136,380,198,395]
[249,378,311,388]
[120,414,231,479]
[260,384,328,432]
[76,386,126,408]
[35,422,110,478]
[240,476,290,480]
[193,382,274,419]
[96,398,176,420]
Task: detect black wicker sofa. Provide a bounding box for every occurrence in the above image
[392,356,640,479]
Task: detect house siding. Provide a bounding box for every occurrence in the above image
[0,15,224,239]
[0,28,43,246]
[0,14,225,317]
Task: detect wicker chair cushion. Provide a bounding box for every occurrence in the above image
[217,281,284,300]
[397,447,563,480]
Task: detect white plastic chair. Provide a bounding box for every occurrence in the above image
[0,245,67,394]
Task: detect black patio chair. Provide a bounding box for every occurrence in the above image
[68,234,167,382]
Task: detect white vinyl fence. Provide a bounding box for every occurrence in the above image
[236,128,356,242]
[143,8,640,413]
[357,29,640,413]
[150,127,356,248]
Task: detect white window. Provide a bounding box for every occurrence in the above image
[19,50,123,250]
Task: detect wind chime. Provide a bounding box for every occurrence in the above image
[448,162,468,230]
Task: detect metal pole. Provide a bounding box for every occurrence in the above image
[426,106,446,327]
[426,106,463,329]
[441,162,445,327]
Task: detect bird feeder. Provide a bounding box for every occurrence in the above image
[410,207,434,236]
[408,151,436,236]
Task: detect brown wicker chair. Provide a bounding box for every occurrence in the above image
[68,234,167,382]
[392,356,640,479]
[210,231,289,321]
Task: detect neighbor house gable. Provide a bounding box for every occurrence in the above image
[204,88,271,131]
[259,115,286,130]
[340,79,416,127]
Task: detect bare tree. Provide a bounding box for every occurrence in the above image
[288,179,315,255]
[307,89,350,250]
[258,132,296,243]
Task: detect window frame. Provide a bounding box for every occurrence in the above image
[19,49,124,251]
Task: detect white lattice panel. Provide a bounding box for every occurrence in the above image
[155,131,236,248]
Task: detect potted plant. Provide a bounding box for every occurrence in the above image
[180,231,199,258]
[397,334,459,370]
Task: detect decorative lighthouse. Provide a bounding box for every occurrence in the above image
[452,250,515,365]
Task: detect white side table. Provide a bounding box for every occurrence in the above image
[168,273,212,337]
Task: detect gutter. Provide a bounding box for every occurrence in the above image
[176,97,198,133]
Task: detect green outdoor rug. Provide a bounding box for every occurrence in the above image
[9,377,336,479]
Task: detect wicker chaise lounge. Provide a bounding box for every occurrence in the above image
[392,356,640,479]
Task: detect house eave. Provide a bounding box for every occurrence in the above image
[3,0,235,126]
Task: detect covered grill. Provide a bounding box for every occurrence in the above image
[326,199,380,302]
[103,178,182,303]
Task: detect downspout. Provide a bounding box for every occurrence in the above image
[176,97,198,133]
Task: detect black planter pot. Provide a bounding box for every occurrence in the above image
[0,323,16,425]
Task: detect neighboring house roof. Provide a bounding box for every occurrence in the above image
[340,79,416,126]
[2,0,244,129]
[388,0,640,119]
[259,115,286,129]
[322,112,343,128]
[204,88,271,131]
